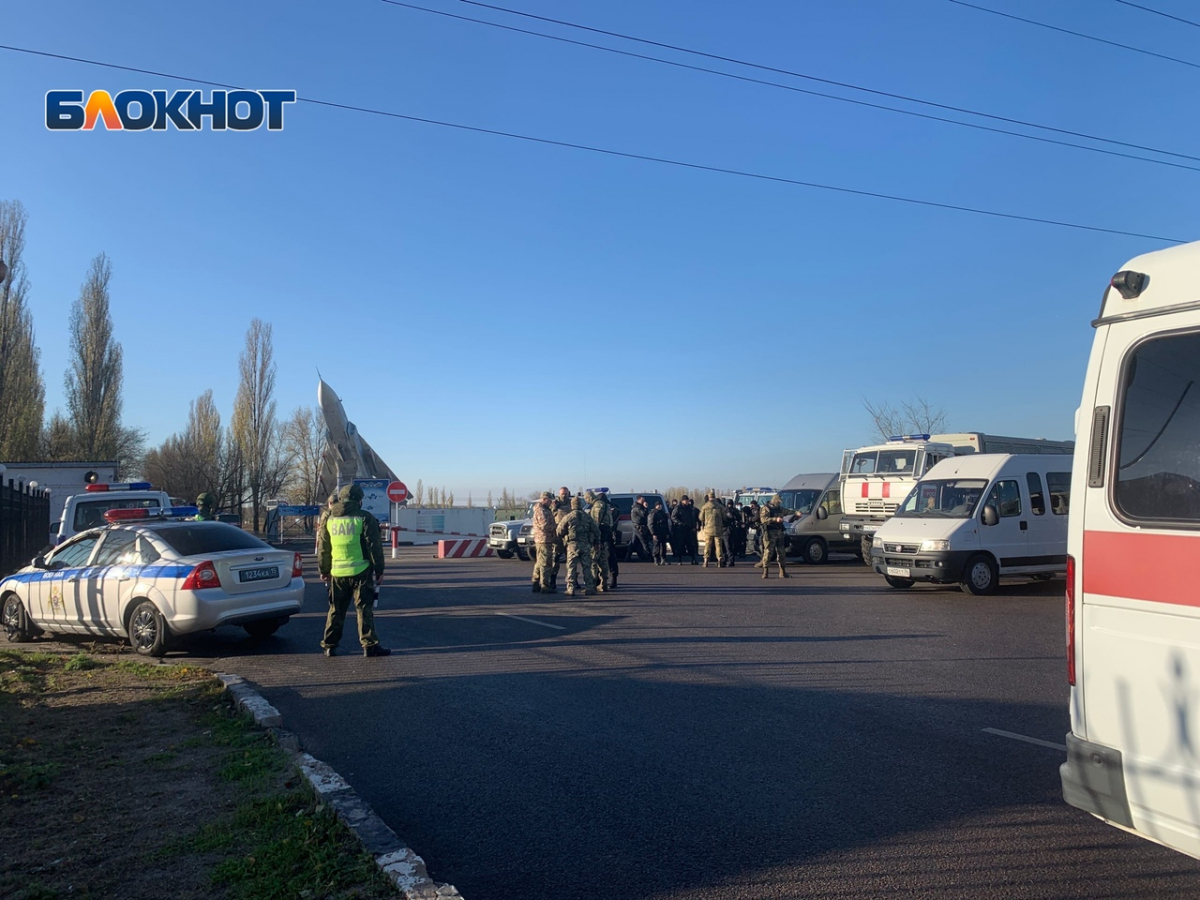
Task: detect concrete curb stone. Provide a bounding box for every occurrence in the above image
[217,674,462,900]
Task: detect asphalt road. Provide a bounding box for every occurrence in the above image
[162,549,1200,898]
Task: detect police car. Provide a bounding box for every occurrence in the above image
[1,507,305,656]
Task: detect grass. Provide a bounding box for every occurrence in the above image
[1,648,399,899]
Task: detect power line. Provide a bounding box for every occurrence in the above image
[457,0,1200,164]
[948,0,1200,70]
[0,43,1186,244]
[375,0,1200,175]
[1112,0,1200,30]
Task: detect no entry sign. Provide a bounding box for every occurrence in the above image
[387,481,409,503]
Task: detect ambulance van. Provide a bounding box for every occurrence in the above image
[1061,240,1200,858]
[869,454,1071,593]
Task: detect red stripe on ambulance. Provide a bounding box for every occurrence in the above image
[1083,530,1196,607]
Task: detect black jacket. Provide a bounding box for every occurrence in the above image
[648,508,671,538]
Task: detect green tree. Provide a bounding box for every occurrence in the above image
[0,200,45,459]
[63,254,143,467]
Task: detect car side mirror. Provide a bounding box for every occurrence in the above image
[816,506,828,520]
[981,505,999,527]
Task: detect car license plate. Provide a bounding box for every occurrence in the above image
[239,566,278,583]
[886,566,910,578]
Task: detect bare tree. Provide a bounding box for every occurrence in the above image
[0,200,45,459]
[281,405,325,506]
[63,253,144,467]
[231,319,281,532]
[862,396,948,443]
[486,490,493,508]
[39,410,76,461]
[139,390,226,505]
[414,478,424,508]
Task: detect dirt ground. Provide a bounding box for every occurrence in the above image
[0,643,396,900]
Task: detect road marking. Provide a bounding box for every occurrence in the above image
[982,727,1066,752]
[495,612,567,631]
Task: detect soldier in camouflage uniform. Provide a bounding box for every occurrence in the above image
[586,489,613,592]
[698,491,729,568]
[557,497,600,595]
[193,491,217,522]
[759,494,794,579]
[550,485,572,588]
[531,491,558,594]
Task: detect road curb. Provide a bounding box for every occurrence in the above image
[217,674,463,900]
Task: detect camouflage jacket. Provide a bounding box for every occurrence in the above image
[698,500,728,537]
[759,504,795,535]
[557,509,600,546]
[532,502,557,544]
[589,496,614,539]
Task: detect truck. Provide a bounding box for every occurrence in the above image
[839,433,1073,564]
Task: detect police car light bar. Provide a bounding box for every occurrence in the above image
[887,434,932,442]
[86,482,153,492]
[103,506,199,522]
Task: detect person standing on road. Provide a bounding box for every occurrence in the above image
[698,492,729,568]
[557,497,600,596]
[649,501,672,565]
[630,496,653,561]
[722,499,740,567]
[551,485,572,589]
[193,492,217,522]
[318,483,390,657]
[759,494,794,579]
[586,489,613,592]
[671,495,699,564]
[531,491,557,594]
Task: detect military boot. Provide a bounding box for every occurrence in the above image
[780,568,790,578]
[531,582,541,593]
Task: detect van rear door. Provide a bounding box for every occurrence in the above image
[1072,315,1200,856]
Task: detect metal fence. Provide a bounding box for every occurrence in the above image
[0,479,50,577]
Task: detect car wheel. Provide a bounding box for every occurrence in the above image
[961,554,999,596]
[803,538,828,565]
[496,549,514,559]
[128,600,169,657]
[516,547,530,561]
[884,576,914,589]
[860,537,874,566]
[244,616,288,639]
[2,594,33,643]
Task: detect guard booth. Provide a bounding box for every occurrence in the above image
[0,479,51,577]
[264,500,321,544]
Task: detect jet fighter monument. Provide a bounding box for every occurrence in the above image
[316,377,398,499]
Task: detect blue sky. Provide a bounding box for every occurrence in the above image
[2,0,1196,499]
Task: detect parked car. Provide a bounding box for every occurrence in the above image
[2,509,304,656]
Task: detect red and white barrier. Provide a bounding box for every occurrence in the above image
[394,526,487,537]
[436,539,493,559]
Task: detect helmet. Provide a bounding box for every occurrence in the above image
[770,493,782,505]
[541,490,553,500]
[339,484,364,504]
[584,490,596,502]
[196,491,215,509]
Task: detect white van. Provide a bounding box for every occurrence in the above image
[869,454,1071,594]
[55,484,173,545]
[1061,241,1200,858]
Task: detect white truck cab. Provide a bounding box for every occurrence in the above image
[55,482,173,545]
[1061,240,1200,858]
[869,454,1071,594]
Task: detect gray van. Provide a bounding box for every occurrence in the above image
[777,473,859,564]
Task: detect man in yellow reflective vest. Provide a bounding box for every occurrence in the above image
[318,483,389,657]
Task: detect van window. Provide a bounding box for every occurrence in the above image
[71,497,161,532]
[849,452,877,474]
[822,490,842,516]
[1026,473,1046,516]
[987,480,1022,518]
[1114,331,1200,522]
[1047,473,1070,515]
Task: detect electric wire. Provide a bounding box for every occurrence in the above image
[456,0,1200,164]
[1112,0,1200,29]
[375,0,1200,174]
[948,0,1200,71]
[0,42,1185,244]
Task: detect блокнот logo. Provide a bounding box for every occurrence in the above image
[46,90,297,131]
